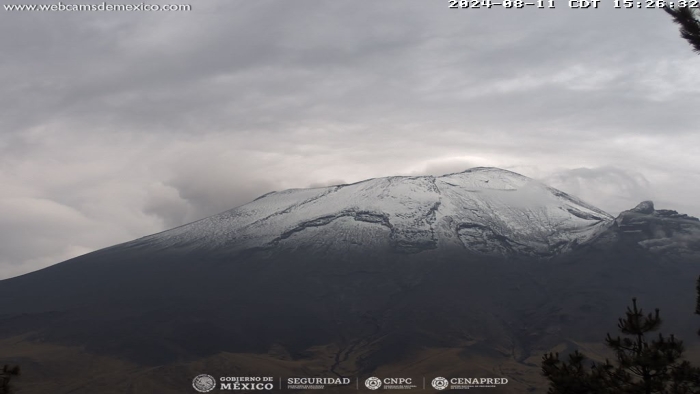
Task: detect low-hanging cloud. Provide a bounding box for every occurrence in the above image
[542,167,654,216]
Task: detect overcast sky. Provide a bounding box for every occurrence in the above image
[0,0,698,278]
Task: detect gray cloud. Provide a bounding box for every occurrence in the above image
[541,167,653,215]
[0,0,699,278]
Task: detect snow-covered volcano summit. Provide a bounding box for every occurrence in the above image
[139,167,613,257]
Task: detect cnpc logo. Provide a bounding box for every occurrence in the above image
[365,377,414,390]
[365,377,382,390]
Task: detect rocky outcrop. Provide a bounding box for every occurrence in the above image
[630,200,655,214]
[610,201,700,254]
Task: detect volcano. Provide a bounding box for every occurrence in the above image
[0,167,698,393]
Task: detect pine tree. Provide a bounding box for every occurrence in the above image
[0,365,20,394]
[542,298,700,393]
[664,6,700,54]
[694,275,700,318]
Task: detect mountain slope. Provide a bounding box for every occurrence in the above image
[136,167,612,257]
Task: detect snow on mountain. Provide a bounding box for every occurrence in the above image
[137,167,614,257]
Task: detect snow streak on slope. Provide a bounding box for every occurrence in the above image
[137,168,614,257]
